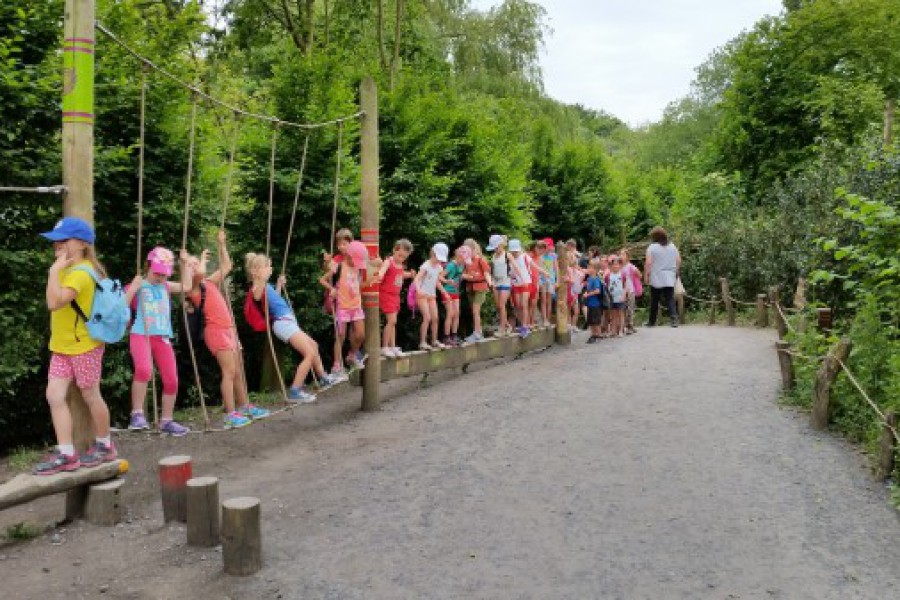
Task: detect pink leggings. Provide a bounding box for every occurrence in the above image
[129,334,178,395]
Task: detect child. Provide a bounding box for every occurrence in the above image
[508,239,533,337]
[414,243,449,350]
[182,230,268,429]
[124,247,189,435]
[247,253,344,402]
[442,246,467,346]
[583,262,604,343]
[35,217,117,474]
[567,259,585,331]
[376,238,415,357]
[540,238,558,326]
[461,238,492,343]
[606,256,627,337]
[319,237,368,372]
[526,242,545,327]
[620,248,642,334]
[488,234,512,337]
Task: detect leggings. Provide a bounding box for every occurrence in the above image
[648,286,677,325]
[130,333,178,395]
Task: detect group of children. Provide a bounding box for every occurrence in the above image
[34,217,642,476]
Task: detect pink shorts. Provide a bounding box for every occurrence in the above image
[336,307,365,336]
[49,346,104,389]
[204,327,237,354]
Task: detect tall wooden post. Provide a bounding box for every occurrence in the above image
[359,77,381,412]
[755,294,768,328]
[811,338,852,431]
[554,242,570,345]
[720,277,735,326]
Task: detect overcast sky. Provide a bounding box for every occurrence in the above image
[469,0,784,125]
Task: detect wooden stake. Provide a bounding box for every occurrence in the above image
[84,478,125,526]
[720,277,735,326]
[816,308,832,331]
[776,341,794,392]
[756,294,768,328]
[877,412,896,481]
[186,476,220,547]
[793,278,807,310]
[771,287,787,340]
[360,76,381,412]
[811,338,852,431]
[708,296,717,325]
[158,455,192,523]
[554,241,570,345]
[222,497,262,576]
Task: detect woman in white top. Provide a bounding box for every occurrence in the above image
[644,226,681,327]
[414,243,449,350]
[487,234,512,336]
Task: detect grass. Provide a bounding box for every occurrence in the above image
[6,447,42,473]
[3,522,42,541]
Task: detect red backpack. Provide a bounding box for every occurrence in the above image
[244,287,268,332]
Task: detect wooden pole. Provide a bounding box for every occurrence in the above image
[755,294,768,328]
[158,455,193,523]
[222,497,262,576]
[811,338,852,431]
[720,277,735,326]
[676,292,685,324]
[554,241,571,345]
[708,296,717,325]
[775,341,794,392]
[186,476,221,547]
[359,77,381,412]
[877,412,896,481]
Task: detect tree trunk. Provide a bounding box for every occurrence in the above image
[390,0,405,90]
[376,0,388,71]
[885,98,895,148]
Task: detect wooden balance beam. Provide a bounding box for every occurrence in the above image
[0,459,128,512]
[351,326,556,385]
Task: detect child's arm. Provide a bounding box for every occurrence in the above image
[403,268,416,279]
[207,230,230,285]
[276,274,287,295]
[373,256,391,284]
[179,250,194,302]
[45,250,77,310]
[124,275,143,304]
[318,262,337,296]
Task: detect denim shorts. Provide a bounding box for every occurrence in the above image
[273,316,302,343]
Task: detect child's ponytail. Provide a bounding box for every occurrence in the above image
[84,245,107,279]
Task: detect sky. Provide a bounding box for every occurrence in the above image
[469,0,784,125]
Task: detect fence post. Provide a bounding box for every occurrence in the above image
[877,412,896,481]
[756,294,768,328]
[554,241,571,345]
[719,277,735,326]
[359,76,381,412]
[816,308,832,331]
[771,287,788,340]
[708,296,717,325]
[811,338,852,431]
[775,341,794,391]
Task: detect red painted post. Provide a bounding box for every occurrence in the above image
[158,455,193,522]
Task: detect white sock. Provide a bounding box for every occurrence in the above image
[58,444,75,456]
[96,436,112,447]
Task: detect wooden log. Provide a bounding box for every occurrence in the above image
[677,293,685,324]
[554,241,571,345]
[186,476,220,547]
[84,478,125,526]
[708,296,717,325]
[360,76,382,412]
[159,455,192,523]
[816,307,832,331]
[0,459,126,512]
[776,341,794,392]
[811,338,852,431]
[756,294,768,328]
[876,412,896,481]
[222,496,262,576]
[720,277,735,326]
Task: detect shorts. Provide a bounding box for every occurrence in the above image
[273,316,302,343]
[336,307,365,336]
[512,285,530,296]
[49,346,105,389]
[611,302,625,310]
[467,290,488,305]
[205,327,237,354]
[529,283,538,297]
[494,285,511,292]
[380,293,401,315]
[443,292,460,303]
[587,306,602,326]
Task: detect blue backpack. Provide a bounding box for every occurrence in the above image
[70,266,131,344]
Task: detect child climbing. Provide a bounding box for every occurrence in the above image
[461,238,492,343]
[376,238,415,357]
[442,246,467,346]
[488,235,512,337]
[508,239,533,337]
[124,246,189,436]
[414,243,450,350]
[34,217,118,475]
[319,232,368,373]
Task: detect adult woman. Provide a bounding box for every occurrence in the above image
[644,226,681,327]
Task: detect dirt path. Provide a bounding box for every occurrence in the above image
[3,326,900,599]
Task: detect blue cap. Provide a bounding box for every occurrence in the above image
[40,217,95,244]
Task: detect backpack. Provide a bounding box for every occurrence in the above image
[406,281,418,315]
[244,286,268,333]
[185,283,206,348]
[70,266,130,344]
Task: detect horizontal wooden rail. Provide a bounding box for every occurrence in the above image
[0,460,127,511]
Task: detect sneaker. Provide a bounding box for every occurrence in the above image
[586,336,597,344]
[356,350,369,362]
[80,442,118,468]
[517,326,531,339]
[34,450,80,476]
[380,347,396,358]
[160,420,190,437]
[327,370,349,384]
[670,321,679,328]
[392,347,406,357]
[288,387,317,404]
[240,404,271,420]
[347,356,366,370]
[419,342,433,351]
[128,412,150,431]
[433,340,448,349]
[224,412,252,429]
[464,332,484,344]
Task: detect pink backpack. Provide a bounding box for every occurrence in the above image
[406,282,418,315]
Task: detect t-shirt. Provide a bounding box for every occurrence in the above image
[189,280,233,330]
[622,263,639,295]
[265,284,293,320]
[647,242,679,288]
[492,253,511,288]
[333,263,361,310]
[379,258,405,299]
[464,256,490,292]
[607,272,626,304]
[584,275,604,309]
[541,253,557,286]
[443,262,464,294]
[510,254,532,286]
[50,260,102,355]
[131,282,173,338]
[417,260,443,296]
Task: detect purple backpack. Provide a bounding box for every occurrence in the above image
[406,282,417,315]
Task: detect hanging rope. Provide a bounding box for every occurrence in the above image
[329,122,345,258]
[263,125,290,405]
[134,63,160,430]
[219,115,241,230]
[281,133,311,277]
[179,96,211,431]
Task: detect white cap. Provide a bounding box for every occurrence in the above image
[432,242,449,262]
[486,234,504,251]
[508,239,523,252]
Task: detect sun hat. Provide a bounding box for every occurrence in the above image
[432,243,449,263]
[508,239,523,253]
[486,234,504,251]
[147,246,174,276]
[40,216,95,244]
[347,240,369,268]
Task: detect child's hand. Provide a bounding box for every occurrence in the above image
[50,247,74,272]
[131,274,143,288]
[216,230,226,245]
[200,249,210,263]
[277,274,287,288]
[329,288,337,299]
[179,249,190,262]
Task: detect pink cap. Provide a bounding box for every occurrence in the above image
[147,246,174,276]
[542,237,554,248]
[347,241,369,269]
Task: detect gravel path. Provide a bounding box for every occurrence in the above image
[3,325,900,599]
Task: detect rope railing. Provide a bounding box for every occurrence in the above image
[837,358,900,443]
[95,22,363,130]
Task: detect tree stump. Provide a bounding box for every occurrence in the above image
[84,478,125,526]
[776,341,794,392]
[159,455,192,523]
[877,413,896,481]
[811,338,852,431]
[186,476,220,547]
[222,496,262,576]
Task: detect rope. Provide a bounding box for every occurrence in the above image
[96,22,364,131]
[0,185,66,194]
[219,116,241,230]
[774,302,796,333]
[281,134,311,277]
[683,292,719,305]
[837,359,900,443]
[329,122,345,258]
[178,96,211,431]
